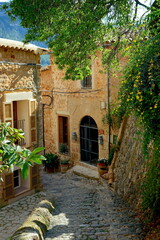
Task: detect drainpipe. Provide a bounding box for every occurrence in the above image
[107,66,111,157]
[42,103,45,155]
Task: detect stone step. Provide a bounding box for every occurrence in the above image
[72,164,99,180]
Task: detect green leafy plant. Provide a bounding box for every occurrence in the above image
[107,141,120,165]
[102,111,124,129]
[97,158,109,165]
[140,139,160,218]
[116,25,160,218]
[60,159,69,165]
[43,153,59,169]
[59,143,68,154]
[0,123,45,180]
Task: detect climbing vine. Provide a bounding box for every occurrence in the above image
[116,20,160,217]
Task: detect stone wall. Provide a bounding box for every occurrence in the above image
[0,47,40,91]
[113,116,146,207]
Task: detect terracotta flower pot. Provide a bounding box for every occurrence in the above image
[97,161,108,176]
[60,160,70,173]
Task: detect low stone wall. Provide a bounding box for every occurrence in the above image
[112,116,146,207]
[11,200,54,240]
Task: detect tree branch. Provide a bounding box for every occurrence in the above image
[133,2,138,22]
[134,0,150,9]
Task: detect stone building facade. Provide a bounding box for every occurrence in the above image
[41,47,150,209]
[0,38,47,206]
[41,50,125,167]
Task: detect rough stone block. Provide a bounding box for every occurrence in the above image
[11,200,54,240]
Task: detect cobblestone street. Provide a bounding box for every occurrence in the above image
[44,171,144,240]
[0,170,144,240]
[0,192,44,240]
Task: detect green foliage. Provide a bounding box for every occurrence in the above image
[102,110,124,129]
[0,123,45,180]
[59,143,68,154]
[60,159,69,165]
[102,113,113,126]
[97,158,109,164]
[119,35,160,142]
[141,139,160,217]
[2,0,134,80]
[43,153,59,168]
[108,142,120,165]
[108,148,115,165]
[115,2,160,217]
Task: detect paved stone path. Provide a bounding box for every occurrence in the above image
[0,170,144,240]
[0,192,44,240]
[44,171,144,240]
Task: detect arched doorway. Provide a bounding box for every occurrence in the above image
[80,116,99,165]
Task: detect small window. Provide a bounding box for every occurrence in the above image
[13,170,20,189]
[81,75,92,89]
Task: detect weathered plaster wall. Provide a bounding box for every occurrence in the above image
[0,46,44,205]
[41,51,124,164]
[0,47,43,146]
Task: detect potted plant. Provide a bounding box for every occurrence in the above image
[60,159,70,173]
[59,143,68,154]
[97,158,109,176]
[43,153,59,173]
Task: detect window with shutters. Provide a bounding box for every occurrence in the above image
[3,167,32,200]
[58,116,69,152]
[29,100,37,145]
[30,165,39,189]
[3,173,14,200]
[3,102,13,127]
[3,99,37,147]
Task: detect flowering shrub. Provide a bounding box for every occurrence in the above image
[116,34,160,218]
[119,36,160,142]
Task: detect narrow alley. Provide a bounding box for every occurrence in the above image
[0,170,144,240]
[44,171,144,240]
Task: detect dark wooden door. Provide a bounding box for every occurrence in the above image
[80,116,98,165]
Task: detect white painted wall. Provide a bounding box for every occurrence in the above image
[17,100,30,147]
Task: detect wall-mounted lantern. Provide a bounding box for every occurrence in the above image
[98,135,103,145]
[72,132,77,141]
[100,101,106,110]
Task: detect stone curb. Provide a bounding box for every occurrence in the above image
[11,200,54,240]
